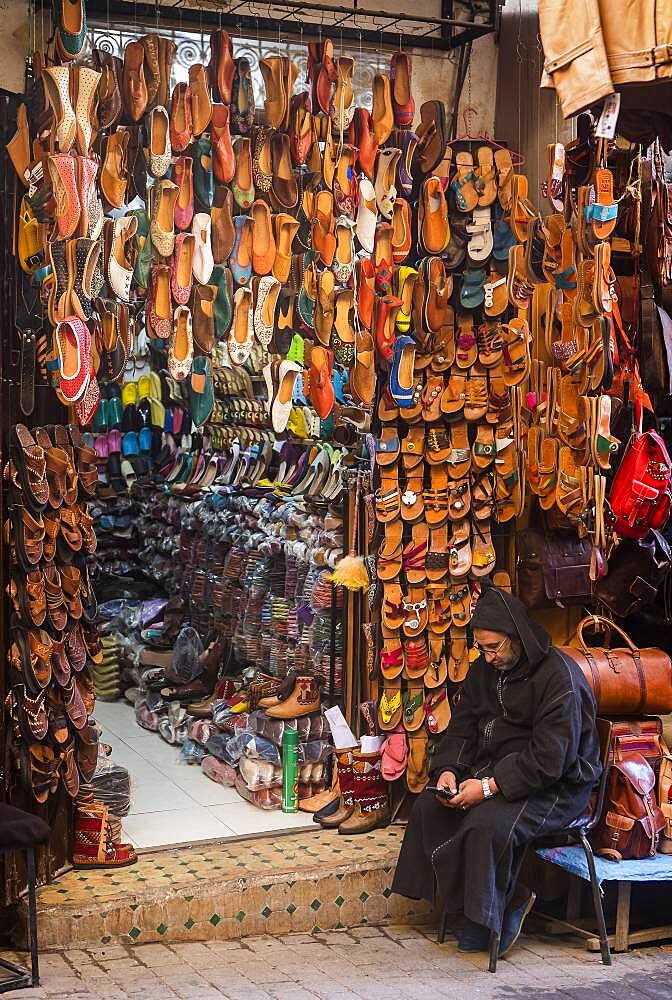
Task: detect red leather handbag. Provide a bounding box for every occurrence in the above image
[608,429,672,539]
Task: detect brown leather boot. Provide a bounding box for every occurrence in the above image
[300,754,339,813]
[338,751,391,835]
[265,673,320,718]
[258,669,297,709]
[319,748,357,828]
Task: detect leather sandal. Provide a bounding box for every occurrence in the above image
[402,522,428,584]
[403,638,430,681]
[426,635,448,688]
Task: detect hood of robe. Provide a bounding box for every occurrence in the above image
[471,584,551,669]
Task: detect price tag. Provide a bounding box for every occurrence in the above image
[595,93,621,139]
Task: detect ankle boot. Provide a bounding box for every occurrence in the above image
[338,751,391,835]
[72,803,138,868]
[265,673,320,718]
[319,748,356,828]
[258,668,297,709]
[301,754,339,813]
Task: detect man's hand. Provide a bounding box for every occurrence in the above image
[451,778,486,809]
[434,770,458,807]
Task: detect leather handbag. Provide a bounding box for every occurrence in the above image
[608,428,672,540]
[597,716,667,771]
[595,529,671,617]
[516,530,593,609]
[593,753,665,861]
[560,615,672,715]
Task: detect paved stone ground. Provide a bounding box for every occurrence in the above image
[2,925,672,999]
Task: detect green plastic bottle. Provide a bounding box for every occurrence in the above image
[282,727,300,813]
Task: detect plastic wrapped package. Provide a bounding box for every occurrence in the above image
[238,755,282,790]
[181,738,207,764]
[245,710,330,743]
[135,700,162,732]
[234,771,280,809]
[206,731,242,764]
[240,736,332,765]
[81,753,132,817]
[188,718,219,745]
[202,755,237,786]
[167,626,204,684]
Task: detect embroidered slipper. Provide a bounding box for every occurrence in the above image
[449,518,472,577]
[382,582,405,630]
[378,519,404,581]
[427,524,450,582]
[406,731,429,793]
[403,637,430,681]
[471,518,496,577]
[380,639,404,681]
[402,686,426,732]
[402,585,428,637]
[448,626,470,682]
[447,421,471,480]
[378,681,403,731]
[425,688,451,735]
[426,635,448,688]
[401,473,425,523]
[448,476,472,521]
[403,522,429,584]
[424,465,450,528]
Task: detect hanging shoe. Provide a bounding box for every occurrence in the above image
[146,105,172,178]
[169,81,193,154]
[122,40,148,123]
[189,63,212,136]
[169,306,193,381]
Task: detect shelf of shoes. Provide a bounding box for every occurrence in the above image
[4,423,103,808]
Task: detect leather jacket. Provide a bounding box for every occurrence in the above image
[540,0,672,118]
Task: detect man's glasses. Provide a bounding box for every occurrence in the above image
[473,636,509,657]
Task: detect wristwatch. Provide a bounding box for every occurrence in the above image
[482,777,494,799]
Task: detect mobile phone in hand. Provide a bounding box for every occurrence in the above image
[426,784,457,800]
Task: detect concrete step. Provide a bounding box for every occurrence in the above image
[24,827,434,948]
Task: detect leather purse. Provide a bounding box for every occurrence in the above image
[592,753,665,861]
[560,615,672,715]
[595,529,671,618]
[516,530,593,609]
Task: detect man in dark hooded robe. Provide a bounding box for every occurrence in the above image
[392,585,602,956]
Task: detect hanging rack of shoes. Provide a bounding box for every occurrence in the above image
[81,0,504,52]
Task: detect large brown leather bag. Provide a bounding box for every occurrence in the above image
[593,753,665,861]
[560,615,672,715]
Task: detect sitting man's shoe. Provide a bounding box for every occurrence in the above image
[499,888,536,957]
[457,917,490,952]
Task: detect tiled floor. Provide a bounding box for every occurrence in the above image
[94,700,314,850]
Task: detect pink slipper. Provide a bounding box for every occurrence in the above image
[381,730,409,781]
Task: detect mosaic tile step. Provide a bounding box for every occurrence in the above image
[22,827,434,949]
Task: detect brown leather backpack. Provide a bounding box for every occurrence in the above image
[516,530,593,609]
[593,753,665,861]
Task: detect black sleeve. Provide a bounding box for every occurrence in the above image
[429,664,482,783]
[493,664,583,801]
